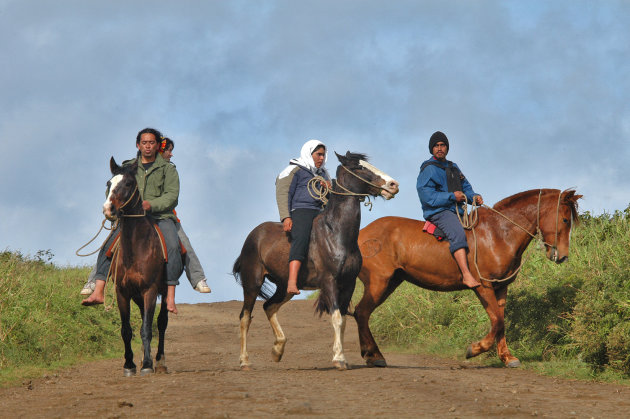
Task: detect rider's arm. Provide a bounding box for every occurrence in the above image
[148,164,180,213]
[276,166,299,222]
[417,166,455,208]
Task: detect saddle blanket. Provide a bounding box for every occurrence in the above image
[422,221,445,241]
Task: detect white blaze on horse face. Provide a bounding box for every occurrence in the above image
[358,160,400,200]
[103,174,123,218]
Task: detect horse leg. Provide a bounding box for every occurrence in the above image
[331,307,349,370]
[117,293,136,376]
[239,290,257,370]
[466,285,503,361]
[494,286,521,368]
[139,291,157,375]
[263,290,292,363]
[155,295,169,373]
[354,269,403,367]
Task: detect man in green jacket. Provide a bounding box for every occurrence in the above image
[82,128,183,313]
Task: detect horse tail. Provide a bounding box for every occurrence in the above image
[232,256,242,285]
[233,254,275,300]
[314,284,335,317]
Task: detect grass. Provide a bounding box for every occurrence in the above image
[0,250,139,387]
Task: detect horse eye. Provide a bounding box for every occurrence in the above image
[563,218,569,223]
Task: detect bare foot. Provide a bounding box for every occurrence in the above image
[287,286,301,295]
[81,294,104,306]
[166,298,178,314]
[463,274,481,289]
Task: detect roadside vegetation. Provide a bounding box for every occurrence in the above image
[1,205,628,386]
[0,250,132,387]
[365,205,630,383]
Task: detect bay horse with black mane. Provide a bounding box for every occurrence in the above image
[355,188,581,368]
[233,151,399,370]
[103,157,178,376]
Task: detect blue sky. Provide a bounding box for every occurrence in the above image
[1,0,628,303]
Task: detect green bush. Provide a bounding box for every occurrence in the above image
[0,250,126,384]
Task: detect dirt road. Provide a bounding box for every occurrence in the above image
[1,301,628,418]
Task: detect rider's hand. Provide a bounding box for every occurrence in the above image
[474,195,484,206]
[453,191,466,202]
[283,217,293,232]
[142,200,152,211]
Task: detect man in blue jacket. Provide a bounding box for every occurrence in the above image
[416,131,483,289]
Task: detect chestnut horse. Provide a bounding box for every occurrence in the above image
[103,157,178,376]
[355,188,581,368]
[233,152,399,370]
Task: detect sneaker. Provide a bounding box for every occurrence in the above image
[194,279,211,293]
[80,280,96,296]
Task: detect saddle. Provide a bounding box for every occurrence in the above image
[422,221,445,241]
[105,224,187,262]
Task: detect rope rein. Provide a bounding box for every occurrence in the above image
[458,189,562,283]
[307,164,387,211]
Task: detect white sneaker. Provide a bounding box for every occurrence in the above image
[194,279,211,293]
[80,280,95,295]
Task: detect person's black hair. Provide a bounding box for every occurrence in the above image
[136,127,163,144]
[313,144,325,153]
[164,137,175,150]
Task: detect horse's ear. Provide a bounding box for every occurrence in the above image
[110,157,122,174]
[335,151,347,165]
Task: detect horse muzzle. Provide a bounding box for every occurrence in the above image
[548,247,568,264]
[380,180,400,200]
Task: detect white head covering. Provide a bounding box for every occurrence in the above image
[279,139,330,179]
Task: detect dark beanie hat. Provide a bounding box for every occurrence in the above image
[429,131,449,153]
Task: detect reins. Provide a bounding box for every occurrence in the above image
[307,164,390,211]
[75,183,145,310]
[460,189,563,283]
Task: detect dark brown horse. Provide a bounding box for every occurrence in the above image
[103,158,174,376]
[354,188,581,368]
[233,152,399,370]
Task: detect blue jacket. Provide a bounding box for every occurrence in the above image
[416,157,477,219]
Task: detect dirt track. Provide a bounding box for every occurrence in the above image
[1,300,628,418]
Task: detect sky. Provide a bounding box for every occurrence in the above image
[1,0,628,304]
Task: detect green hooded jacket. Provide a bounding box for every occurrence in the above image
[123,153,180,221]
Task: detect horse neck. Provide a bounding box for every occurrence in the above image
[481,191,543,253]
[320,178,362,244]
[118,201,153,265]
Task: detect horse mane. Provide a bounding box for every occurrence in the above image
[493,188,580,223]
[340,152,369,165]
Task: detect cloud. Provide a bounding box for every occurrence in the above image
[1,0,628,302]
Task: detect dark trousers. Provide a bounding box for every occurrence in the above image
[428,210,468,253]
[288,208,320,262]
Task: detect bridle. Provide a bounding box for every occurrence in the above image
[464,189,565,283]
[307,164,391,211]
[113,183,146,218]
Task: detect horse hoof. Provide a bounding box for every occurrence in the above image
[367,359,387,368]
[140,367,154,376]
[240,364,252,371]
[333,361,350,371]
[507,359,521,368]
[123,368,136,377]
[271,349,283,363]
[155,365,168,374]
[465,346,475,359]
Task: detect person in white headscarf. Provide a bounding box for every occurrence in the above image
[275,139,331,294]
